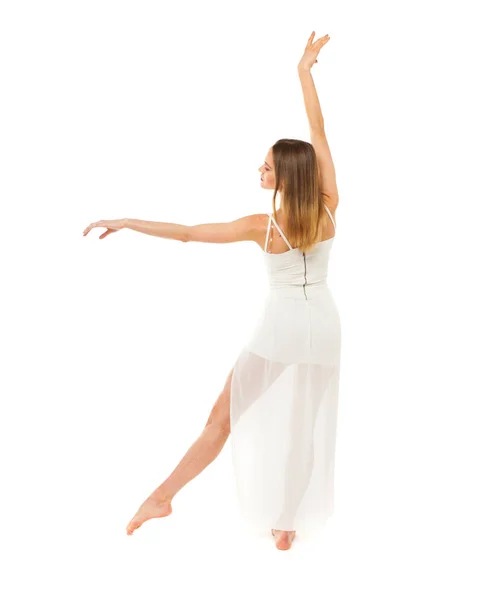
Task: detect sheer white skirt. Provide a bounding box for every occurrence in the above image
[230,286,341,535]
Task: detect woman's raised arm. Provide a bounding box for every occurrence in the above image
[297,32,339,203]
[297,32,330,131]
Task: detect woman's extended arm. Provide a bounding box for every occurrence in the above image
[82,217,188,241]
[126,215,260,244]
[125,218,188,241]
[83,214,262,245]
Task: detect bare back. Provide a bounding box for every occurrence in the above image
[259,206,336,255]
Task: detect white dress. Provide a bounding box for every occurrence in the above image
[230,205,341,535]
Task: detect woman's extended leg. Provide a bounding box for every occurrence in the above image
[126,367,234,535]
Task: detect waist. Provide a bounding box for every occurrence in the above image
[267,279,330,299]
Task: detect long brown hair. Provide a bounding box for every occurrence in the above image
[271,138,332,253]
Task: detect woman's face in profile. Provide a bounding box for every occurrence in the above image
[258,149,276,190]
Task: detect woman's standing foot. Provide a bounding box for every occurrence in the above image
[126,492,173,535]
[271,528,296,550]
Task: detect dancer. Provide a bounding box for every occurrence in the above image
[83,31,339,551]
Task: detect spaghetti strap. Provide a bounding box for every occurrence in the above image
[264,214,272,251]
[267,213,294,251]
[323,204,336,230]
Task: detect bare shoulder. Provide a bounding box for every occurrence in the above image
[236,212,271,250]
[248,212,271,248]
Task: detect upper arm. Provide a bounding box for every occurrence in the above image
[185,213,263,245]
[310,128,339,205]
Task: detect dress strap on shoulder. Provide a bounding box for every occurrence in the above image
[264,214,272,251]
[267,213,294,251]
[323,204,336,230]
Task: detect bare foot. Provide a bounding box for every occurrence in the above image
[271,528,296,550]
[126,493,173,535]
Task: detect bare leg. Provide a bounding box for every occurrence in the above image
[126,368,233,535]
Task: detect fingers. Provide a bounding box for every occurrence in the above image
[307,32,330,50]
[83,221,107,237]
[99,228,114,239]
[313,34,330,47]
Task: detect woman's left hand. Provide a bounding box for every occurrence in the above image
[83,218,127,238]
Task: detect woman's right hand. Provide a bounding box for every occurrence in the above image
[298,31,330,72]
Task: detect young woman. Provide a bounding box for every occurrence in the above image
[83,31,339,551]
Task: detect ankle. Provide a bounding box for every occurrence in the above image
[150,487,173,504]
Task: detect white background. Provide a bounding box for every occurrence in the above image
[1,0,476,598]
